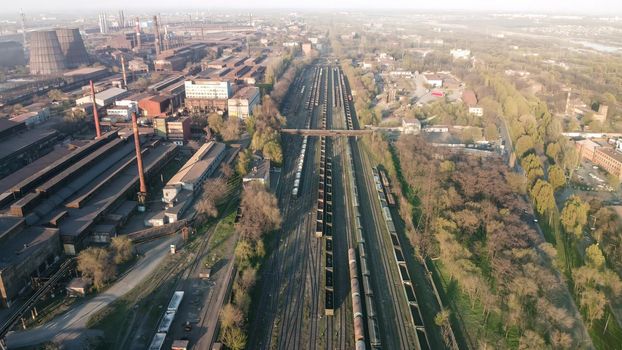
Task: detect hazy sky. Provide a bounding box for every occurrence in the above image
[3,0,622,15]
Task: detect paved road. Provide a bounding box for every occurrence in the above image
[5,235,180,349]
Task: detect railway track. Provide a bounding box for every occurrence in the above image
[336,67,418,349]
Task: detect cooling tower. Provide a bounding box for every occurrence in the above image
[55,28,90,68]
[29,30,66,75]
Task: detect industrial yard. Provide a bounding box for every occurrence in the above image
[1,3,620,350]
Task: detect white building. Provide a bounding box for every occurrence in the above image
[423,73,443,88]
[228,86,260,119]
[104,106,133,122]
[401,118,422,135]
[184,79,232,100]
[450,49,471,60]
[468,107,484,117]
[10,107,50,126]
[76,87,128,107]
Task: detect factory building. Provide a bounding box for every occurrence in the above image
[153,116,191,145]
[0,41,25,68]
[184,77,232,111]
[0,130,178,256]
[157,142,226,224]
[0,120,59,180]
[139,95,174,117]
[10,106,51,126]
[62,67,110,86]
[0,218,62,308]
[76,87,129,108]
[154,44,208,72]
[162,142,225,203]
[228,86,260,119]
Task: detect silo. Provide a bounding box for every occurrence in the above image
[29,30,66,75]
[55,28,90,68]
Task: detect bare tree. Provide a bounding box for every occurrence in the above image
[77,247,116,290]
[110,236,133,264]
[220,303,244,329]
[196,178,229,222]
[236,183,282,240]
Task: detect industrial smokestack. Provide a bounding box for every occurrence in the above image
[131,112,148,209]
[135,17,141,49]
[89,80,102,138]
[121,55,127,88]
[153,15,161,55]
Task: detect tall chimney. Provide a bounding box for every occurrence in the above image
[121,55,127,88]
[153,15,161,55]
[135,17,141,49]
[89,80,102,138]
[131,112,148,208]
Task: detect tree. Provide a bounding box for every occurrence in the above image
[64,109,86,123]
[518,330,546,350]
[585,244,606,270]
[234,239,255,269]
[221,116,241,141]
[579,288,606,327]
[236,149,253,176]
[548,165,566,192]
[546,142,561,163]
[262,140,283,165]
[77,247,116,290]
[221,326,247,350]
[208,113,225,134]
[196,178,228,222]
[515,135,534,157]
[506,172,527,194]
[521,154,544,184]
[560,196,589,238]
[237,268,257,292]
[531,179,555,216]
[48,89,64,101]
[550,330,573,350]
[236,183,281,240]
[484,124,499,140]
[220,303,244,329]
[110,236,133,264]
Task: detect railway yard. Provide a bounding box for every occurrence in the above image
[247,59,448,350]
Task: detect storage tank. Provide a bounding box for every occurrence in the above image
[29,30,66,75]
[55,28,89,68]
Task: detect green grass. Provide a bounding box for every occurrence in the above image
[202,210,237,268]
[589,307,622,350]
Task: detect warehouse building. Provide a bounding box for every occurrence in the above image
[1,130,178,254]
[162,141,226,204]
[76,87,129,108]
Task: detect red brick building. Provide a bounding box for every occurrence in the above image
[139,95,173,118]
